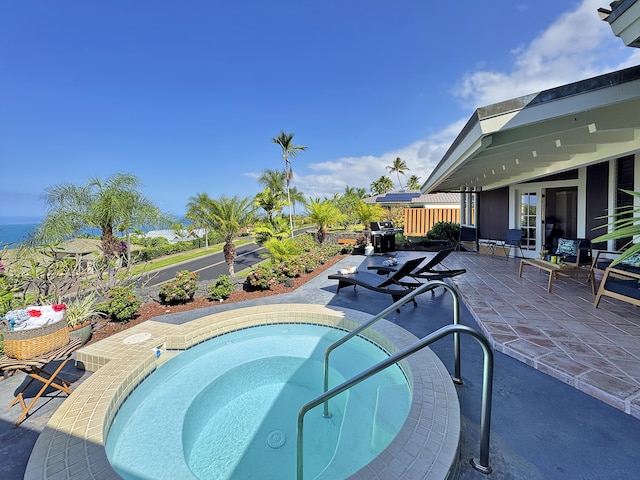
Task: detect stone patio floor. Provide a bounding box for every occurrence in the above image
[444,251,640,419]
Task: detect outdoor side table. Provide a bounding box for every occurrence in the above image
[0,336,82,426]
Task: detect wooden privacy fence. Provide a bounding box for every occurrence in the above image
[403,208,460,237]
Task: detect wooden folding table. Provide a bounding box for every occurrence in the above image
[0,336,82,426]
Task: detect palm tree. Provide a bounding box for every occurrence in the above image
[117,190,170,267]
[407,174,422,191]
[287,186,306,229]
[387,157,409,190]
[272,131,307,237]
[186,193,214,249]
[306,198,345,244]
[344,186,368,198]
[370,176,394,196]
[258,169,287,197]
[253,187,285,223]
[38,173,165,285]
[355,202,386,229]
[209,195,257,276]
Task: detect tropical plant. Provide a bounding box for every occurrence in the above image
[306,198,346,244]
[258,168,287,196]
[186,192,214,249]
[208,275,234,301]
[387,157,409,190]
[37,173,167,286]
[288,186,307,228]
[159,270,199,304]
[65,293,106,328]
[354,202,386,229]
[263,237,299,263]
[407,174,422,191]
[97,285,142,323]
[209,195,257,276]
[253,217,291,245]
[370,175,394,196]
[593,189,640,264]
[272,131,308,237]
[253,187,285,222]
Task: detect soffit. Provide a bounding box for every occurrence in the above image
[423,73,640,193]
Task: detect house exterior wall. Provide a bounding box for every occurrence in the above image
[473,154,638,256]
[477,187,509,240]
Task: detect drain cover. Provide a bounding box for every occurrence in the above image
[266,430,287,449]
[122,332,152,344]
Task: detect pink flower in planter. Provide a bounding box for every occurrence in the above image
[28,309,42,317]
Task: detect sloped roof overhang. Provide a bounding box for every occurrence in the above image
[422,65,640,193]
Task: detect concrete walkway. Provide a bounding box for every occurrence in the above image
[2,250,640,479]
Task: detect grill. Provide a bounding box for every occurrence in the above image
[367,221,402,254]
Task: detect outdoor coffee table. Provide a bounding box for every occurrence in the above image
[518,258,595,294]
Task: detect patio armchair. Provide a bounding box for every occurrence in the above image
[594,253,640,308]
[551,238,592,267]
[493,229,525,260]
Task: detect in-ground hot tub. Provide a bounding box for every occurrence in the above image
[106,323,412,479]
[26,304,461,480]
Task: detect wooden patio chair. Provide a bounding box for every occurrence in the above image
[0,336,82,426]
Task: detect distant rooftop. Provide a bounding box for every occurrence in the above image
[363,191,460,206]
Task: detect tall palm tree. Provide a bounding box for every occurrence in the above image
[209,195,257,276]
[305,198,345,244]
[387,157,409,190]
[370,176,394,196]
[38,173,166,285]
[407,174,422,191]
[186,192,214,249]
[272,131,307,237]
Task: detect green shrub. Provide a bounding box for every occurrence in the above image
[427,221,460,244]
[208,275,234,301]
[159,270,199,304]
[245,264,281,290]
[98,285,142,323]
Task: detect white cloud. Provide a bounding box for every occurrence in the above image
[453,0,629,107]
[291,0,640,200]
[296,133,457,200]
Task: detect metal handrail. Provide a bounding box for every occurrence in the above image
[297,323,494,479]
[322,280,462,417]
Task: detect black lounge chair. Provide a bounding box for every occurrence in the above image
[368,249,466,281]
[328,256,426,307]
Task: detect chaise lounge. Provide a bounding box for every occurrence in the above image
[368,249,466,281]
[328,256,426,306]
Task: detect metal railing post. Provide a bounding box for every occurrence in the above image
[298,324,493,479]
[322,280,462,416]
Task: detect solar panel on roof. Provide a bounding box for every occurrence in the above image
[376,192,420,202]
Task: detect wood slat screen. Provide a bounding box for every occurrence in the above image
[403,208,460,236]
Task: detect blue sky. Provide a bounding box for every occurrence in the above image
[1,0,639,223]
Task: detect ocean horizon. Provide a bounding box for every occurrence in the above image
[0,223,39,247]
